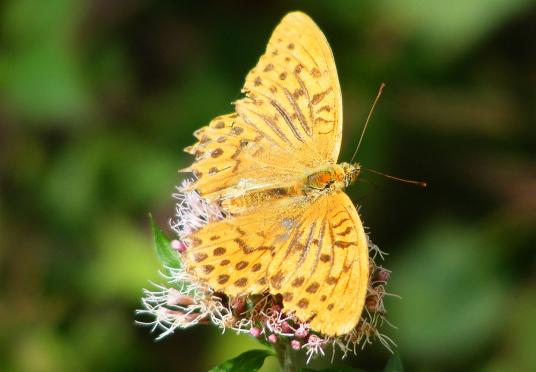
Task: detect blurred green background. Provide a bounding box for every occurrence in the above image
[1,1,535,371]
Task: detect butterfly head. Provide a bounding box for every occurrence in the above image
[339,162,361,188]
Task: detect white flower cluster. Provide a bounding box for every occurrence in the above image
[170,179,225,240]
[137,268,233,340]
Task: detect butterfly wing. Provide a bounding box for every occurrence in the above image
[184,113,306,203]
[236,11,343,165]
[185,11,343,205]
[183,190,369,336]
[183,195,308,296]
[267,190,369,336]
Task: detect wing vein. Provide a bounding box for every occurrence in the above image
[293,72,315,131]
[307,216,327,281]
[270,99,305,143]
[247,109,295,148]
[296,220,317,269]
[282,87,312,136]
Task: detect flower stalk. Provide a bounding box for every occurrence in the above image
[274,339,303,372]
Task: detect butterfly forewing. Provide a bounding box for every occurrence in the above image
[235,11,343,166]
[184,113,304,202]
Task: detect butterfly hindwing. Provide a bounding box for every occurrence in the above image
[267,191,369,336]
[184,190,368,336]
[183,197,307,295]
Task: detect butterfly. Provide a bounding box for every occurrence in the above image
[182,11,369,336]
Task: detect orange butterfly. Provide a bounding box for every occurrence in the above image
[182,11,369,336]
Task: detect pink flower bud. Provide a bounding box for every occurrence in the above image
[295,327,309,339]
[171,240,187,253]
[377,269,390,282]
[291,339,301,350]
[281,321,293,333]
[307,334,323,345]
[268,334,278,344]
[249,327,261,337]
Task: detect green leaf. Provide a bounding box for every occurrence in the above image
[149,214,181,269]
[384,352,404,372]
[209,349,274,372]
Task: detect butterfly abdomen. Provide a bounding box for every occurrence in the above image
[222,185,303,214]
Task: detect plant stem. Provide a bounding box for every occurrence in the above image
[274,341,302,372]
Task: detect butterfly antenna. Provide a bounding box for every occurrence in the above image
[362,167,427,188]
[350,83,386,164]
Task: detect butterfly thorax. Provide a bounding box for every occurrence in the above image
[305,162,361,192]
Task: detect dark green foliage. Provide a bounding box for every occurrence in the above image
[210,349,275,372]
